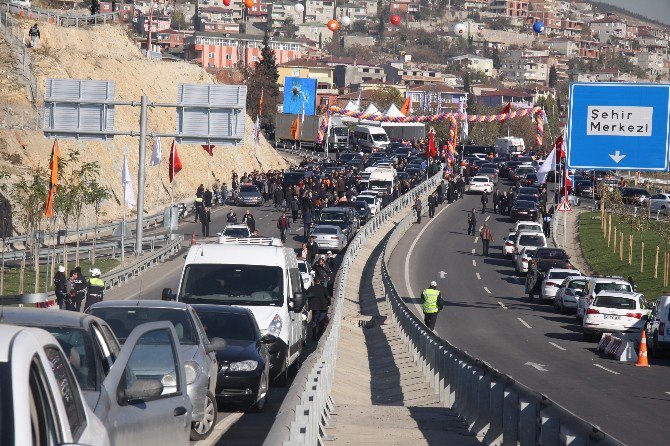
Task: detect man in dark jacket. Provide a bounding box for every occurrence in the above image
[73,266,87,312]
[414,197,422,224]
[467,208,477,236]
[242,210,256,233]
[307,277,331,341]
[481,191,489,214]
[226,209,238,224]
[54,265,68,310]
[303,209,314,239]
[492,188,501,214]
[313,256,332,289]
[428,192,437,218]
[198,203,209,237]
[277,212,290,243]
[306,236,319,265]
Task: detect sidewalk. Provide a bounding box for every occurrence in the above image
[552,208,594,275]
[329,215,478,445]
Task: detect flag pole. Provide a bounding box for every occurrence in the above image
[121,149,126,267]
[170,142,174,239]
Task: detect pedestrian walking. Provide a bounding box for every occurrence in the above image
[303,208,313,239]
[481,191,489,214]
[493,188,501,214]
[198,201,210,237]
[467,208,477,236]
[307,277,330,341]
[277,212,290,243]
[542,211,552,237]
[306,236,319,265]
[414,197,422,224]
[28,23,40,48]
[313,255,332,290]
[194,195,204,223]
[428,192,437,218]
[242,210,256,233]
[480,223,494,257]
[421,280,444,330]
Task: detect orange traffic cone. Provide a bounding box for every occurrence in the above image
[636,330,650,367]
[191,232,196,246]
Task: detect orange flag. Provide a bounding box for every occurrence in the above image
[400,97,411,116]
[259,88,264,117]
[290,116,300,140]
[44,140,61,218]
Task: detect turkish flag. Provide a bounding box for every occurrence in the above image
[428,128,437,157]
[202,145,215,156]
[499,103,512,123]
[169,140,183,183]
[553,135,565,162]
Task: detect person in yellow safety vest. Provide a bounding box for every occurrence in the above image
[85,268,105,312]
[422,281,444,330]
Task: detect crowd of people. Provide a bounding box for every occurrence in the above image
[53,266,105,312]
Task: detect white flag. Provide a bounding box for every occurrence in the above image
[326,113,332,137]
[150,137,162,166]
[536,146,556,185]
[122,151,135,209]
[459,101,468,140]
[253,115,261,143]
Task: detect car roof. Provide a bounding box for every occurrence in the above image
[225,224,250,229]
[0,325,59,362]
[588,276,628,283]
[0,307,95,329]
[89,300,191,310]
[190,304,254,317]
[593,291,641,299]
[185,243,288,266]
[313,225,341,231]
[518,231,545,237]
[547,268,580,274]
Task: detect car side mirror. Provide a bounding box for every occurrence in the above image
[260,333,278,344]
[118,378,164,405]
[162,288,176,301]
[206,337,227,353]
[291,292,305,313]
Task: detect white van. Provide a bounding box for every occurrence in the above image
[367,167,396,193]
[165,238,306,386]
[494,137,525,156]
[352,125,390,153]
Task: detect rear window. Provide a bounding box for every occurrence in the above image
[537,249,569,259]
[89,308,197,345]
[594,296,636,310]
[240,185,257,193]
[473,178,488,183]
[518,224,540,231]
[549,271,579,280]
[568,279,588,289]
[313,227,338,235]
[519,235,545,246]
[594,283,632,294]
[514,201,535,209]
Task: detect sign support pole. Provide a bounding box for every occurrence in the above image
[135,95,148,256]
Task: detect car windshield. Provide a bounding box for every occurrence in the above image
[537,249,568,259]
[195,310,256,341]
[594,283,632,294]
[333,127,348,136]
[354,202,367,211]
[240,185,257,193]
[569,279,588,289]
[519,188,539,195]
[518,224,540,231]
[519,235,545,246]
[514,201,535,209]
[319,213,347,226]
[517,195,538,202]
[370,180,392,189]
[88,307,197,345]
[549,271,579,280]
[313,227,338,235]
[178,264,284,306]
[594,296,636,310]
[224,228,250,237]
[371,133,388,142]
[473,178,488,183]
[37,327,97,390]
[523,248,538,257]
[358,196,374,204]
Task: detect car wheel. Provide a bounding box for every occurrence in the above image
[190,390,218,441]
[650,334,658,359]
[249,372,269,413]
[273,356,290,387]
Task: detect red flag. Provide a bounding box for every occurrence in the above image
[564,162,571,197]
[553,135,565,162]
[428,128,437,157]
[169,140,182,183]
[499,103,512,123]
[202,145,214,156]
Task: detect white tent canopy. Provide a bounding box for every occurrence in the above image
[343,100,359,112]
[363,103,380,115]
[384,103,405,117]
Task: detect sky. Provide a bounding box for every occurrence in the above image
[595,0,670,26]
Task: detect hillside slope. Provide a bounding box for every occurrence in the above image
[0,22,287,222]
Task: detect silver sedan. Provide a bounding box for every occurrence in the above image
[650,193,670,215]
[309,225,347,252]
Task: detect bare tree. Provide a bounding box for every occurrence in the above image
[86,179,111,265]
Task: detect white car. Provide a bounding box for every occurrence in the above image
[515,246,538,274]
[356,193,382,215]
[512,221,543,234]
[554,276,589,314]
[469,176,493,194]
[646,295,670,357]
[502,232,515,256]
[540,268,582,301]
[513,231,546,265]
[297,258,314,290]
[577,276,633,322]
[582,292,650,341]
[650,193,670,215]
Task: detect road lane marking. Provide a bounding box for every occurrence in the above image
[474,236,479,243]
[472,259,477,267]
[594,364,620,375]
[548,342,566,351]
[498,301,507,309]
[517,318,532,329]
[483,286,491,294]
[525,362,548,372]
[485,215,490,222]
[476,272,481,280]
[471,248,475,254]
[405,203,452,301]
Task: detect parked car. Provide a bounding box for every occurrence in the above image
[352,199,372,223]
[646,295,670,357]
[318,207,359,240]
[582,292,650,341]
[469,176,494,194]
[513,231,547,265]
[479,167,498,184]
[510,200,540,221]
[515,246,538,275]
[310,224,348,252]
[620,187,650,206]
[518,187,540,198]
[525,248,572,299]
[515,194,540,205]
[236,184,263,206]
[192,305,274,411]
[540,268,582,302]
[554,276,589,314]
[577,276,633,322]
[297,258,314,290]
[88,301,220,441]
[650,193,670,215]
[502,232,515,256]
[575,180,594,197]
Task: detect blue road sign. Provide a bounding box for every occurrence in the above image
[567,82,670,171]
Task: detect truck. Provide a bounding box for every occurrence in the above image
[366,167,397,193]
[275,113,348,152]
[494,137,525,156]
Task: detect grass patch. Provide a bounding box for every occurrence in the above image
[0,259,119,295]
[579,212,670,301]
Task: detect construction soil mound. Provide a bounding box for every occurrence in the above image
[0,22,287,222]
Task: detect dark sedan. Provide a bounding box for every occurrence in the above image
[511,200,540,221]
[192,305,273,412]
[575,180,594,197]
[515,194,540,205]
[236,184,263,206]
[620,187,651,206]
[353,200,372,223]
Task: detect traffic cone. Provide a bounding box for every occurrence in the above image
[636,330,650,367]
[191,232,196,246]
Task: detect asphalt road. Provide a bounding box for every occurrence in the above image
[388,182,670,446]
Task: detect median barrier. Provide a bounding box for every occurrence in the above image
[381,193,627,445]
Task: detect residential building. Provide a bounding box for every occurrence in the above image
[270,0,305,27]
[333,62,387,89]
[135,14,171,35]
[384,60,452,87]
[528,0,560,33]
[448,54,494,76]
[489,0,529,17]
[406,84,467,114]
[577,40,600,59]
[342,34,375,49]
[477,89,534,107]
[154,29,192,50]
[464,0,489,11]
[389,0,420,17]
[99,1,134,22]
[297,22,331,44]
[174,2,197,27]
[545,39,579,57]
[559,18,583,38]
[501,48,551,84]
[336,2,369,22]
[246,0,269,22]
[590,14,627,42]
[185,32,306,68]
[196,5,242,33]
[305,0,334,24]
[572,70,639,83]
[476,29,535,50]
[635,52,669,80]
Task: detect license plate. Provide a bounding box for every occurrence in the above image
[603,315,621,320]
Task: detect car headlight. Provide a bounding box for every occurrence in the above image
[229,360,258,372]
[184,360,202,385]
[161,373,177,387]
[267,313,283,337]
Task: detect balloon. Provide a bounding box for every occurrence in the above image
[244,0,254,8]
[453,22,466,35]
[532,21,545,34]
[223,0,230,5]
[294,3,304,13]
[341,16,351,26]
[327,19,340,32]
[390,14,401,26]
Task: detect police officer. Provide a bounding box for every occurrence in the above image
[73,266,87,312]
[194,195,204,223]
[85,268,105,311]
[54,265,68,309]
[422,281,443,330]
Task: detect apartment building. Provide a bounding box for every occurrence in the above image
[501,49,551,84]
[590,14,627,42]
[464,0,489,11]
[528,0,560,33]
[246,0,269,22]
[270,0,305,27]
[384,61,451,87]
[577,40,600,59]
[297,22,331,44]
[389,0,420,17]
[305,0,334,24]
[559,18,583,38]
[335,2,369,22]
[406,84,467,114]
[489,0,529,17]
[545,39,579,57]
[196,5,242,33]
[477,89,534,107]
[448,54,494,76]
[333,62,387,89]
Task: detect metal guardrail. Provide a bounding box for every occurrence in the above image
[264,169,443,445]
[380,198,626,445]
[275,143,329,162]
[1,1,118,27]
